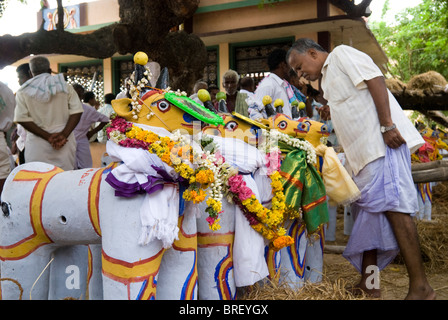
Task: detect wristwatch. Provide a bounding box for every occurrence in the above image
[380,123,396,133]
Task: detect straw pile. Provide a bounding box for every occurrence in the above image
[385,78,407,95]
[240,273,368,300]
[393,181,448,272]
[415,216,448,272]
[407,71,447,91]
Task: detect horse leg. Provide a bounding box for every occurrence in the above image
[87,244,103,300]
[156,202,198,300]
[196,198,236,300]
[99,186,165,300]
[275,220,308,289]
[1,245,55,300]
[304,229,325,284]
[48,245,89,300]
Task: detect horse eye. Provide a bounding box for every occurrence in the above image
[157,100,170,113]
[224,121,238,131]
[300,122,310,131]
[277,120,287,130]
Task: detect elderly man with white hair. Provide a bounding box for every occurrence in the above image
[14,55,84,171]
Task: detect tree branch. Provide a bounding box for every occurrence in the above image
[0,25,117,69]
[330,0,372,17]
[56,0,64,31]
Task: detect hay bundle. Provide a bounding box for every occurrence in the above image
[392,216,448,272]
[406,71,448,97]
[240,275,368,300]
[407,71,447,90]
[386,78,407,95]
[415,215,448,272]
[392,182,448,271]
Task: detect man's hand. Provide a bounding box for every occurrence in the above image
[316,105,331,121]
[382,128,406,149]
[48,133,68,150]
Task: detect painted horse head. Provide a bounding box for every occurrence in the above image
[202,113,267,146]
[112,52,223,135]
[296,117,330,148]
[259,113,310,139]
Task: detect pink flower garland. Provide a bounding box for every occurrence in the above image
[265,150,282,176]
[228,175,254,201]
[107,116,132,135]
[107,116,150,150]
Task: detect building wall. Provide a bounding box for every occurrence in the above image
[39,0,381,95]
[82,0,119,26]
[193,0,318,35]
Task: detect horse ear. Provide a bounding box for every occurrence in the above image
[112,98,134,120]
[156,67,170,89]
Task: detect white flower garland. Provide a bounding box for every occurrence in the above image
[260,129,317,165]
[127,67,188,122]
[172,131,230,211]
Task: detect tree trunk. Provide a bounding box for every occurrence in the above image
[0,0,205,92]
[412,167,448,183]
[412,160,448,171]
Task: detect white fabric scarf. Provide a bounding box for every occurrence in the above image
[106,124,184,249]
[19,73,68,103]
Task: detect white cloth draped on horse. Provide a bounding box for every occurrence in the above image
[203,133,270,287]
[105,124,191,248]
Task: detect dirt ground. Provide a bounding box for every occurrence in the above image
[242,181,448,301]
[323,180,448,300]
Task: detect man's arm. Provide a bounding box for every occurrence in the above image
[87,122,108,140]
[365,76,406,149]
[18,121,52,142]
[61,112,82,139]
[50,112,82,149]
[19,112,82,150]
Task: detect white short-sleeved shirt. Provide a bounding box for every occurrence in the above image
[14,80,83,132]
[14,75,84,171]
[254,73,292,118]
[0,82,16,132]
[321,45,424,176]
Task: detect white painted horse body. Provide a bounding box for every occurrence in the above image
[202,113,327,291]
[0,161,197,300]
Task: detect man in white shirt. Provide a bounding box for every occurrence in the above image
[14,56,83,171]
[287,38,435,300]
[253,48,293,118]
[0,81,16,197]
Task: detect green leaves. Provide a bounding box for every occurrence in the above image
[370,0,448,82]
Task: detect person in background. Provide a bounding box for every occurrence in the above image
[189,80,208,105]
[14,55,83,171]
[221,69,249,117]
[287,69,314,118]
[72,84,109,169]
[83,91,100,110]
[11,63,33,164]
[253,48,293,118]
[83,91,101,142]
[208,84,220,107]
[287,38,434,300]
[116,77,131,99]
[16,63,33,86]
[239,76,255,98]
[0,81,16,197]
[96,93,116,143]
